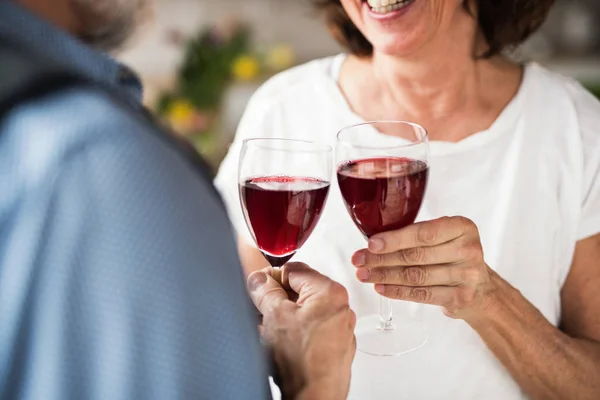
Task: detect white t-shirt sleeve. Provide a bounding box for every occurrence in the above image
[569,81,600,241]
[214,88,282,245]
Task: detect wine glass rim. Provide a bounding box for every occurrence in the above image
[337,120,428,150]
[243,138,332,153]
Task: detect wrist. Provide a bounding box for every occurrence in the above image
[295,377,347,400]
[466,269,517,330]
[280,364,347,400]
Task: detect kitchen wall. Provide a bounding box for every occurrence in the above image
[118,0,341,99]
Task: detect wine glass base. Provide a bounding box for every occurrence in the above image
[355,314,427,357]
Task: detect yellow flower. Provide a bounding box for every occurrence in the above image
[265,44,295,71]
[167,99,195,132]
[232,55,260,81]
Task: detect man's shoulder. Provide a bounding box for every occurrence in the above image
[2,84,148,142]
[0,85,154,183]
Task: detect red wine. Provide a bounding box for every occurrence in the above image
[240,176,330,267]
[337,157,428,238]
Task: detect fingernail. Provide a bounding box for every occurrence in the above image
[352,251,366,266]
[369,238,385,252]
[356,268,371,281]
[374,284,385,294]
[247,272,268,292]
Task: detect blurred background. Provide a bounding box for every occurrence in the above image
[116,0,600,168]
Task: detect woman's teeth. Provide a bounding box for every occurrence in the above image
[367,0,414,14]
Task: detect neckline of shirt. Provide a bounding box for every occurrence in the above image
[321,53,533,157]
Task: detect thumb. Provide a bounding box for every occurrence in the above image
[247,268,290,315]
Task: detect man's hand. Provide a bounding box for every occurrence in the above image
[247,263,356,400]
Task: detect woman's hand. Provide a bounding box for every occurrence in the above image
[352,216,498,321]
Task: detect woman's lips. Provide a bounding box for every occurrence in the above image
[364,0,416,21]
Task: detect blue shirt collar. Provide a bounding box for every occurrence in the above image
[0,1,143,102]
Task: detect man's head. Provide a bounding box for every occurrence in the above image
[70,0,152,51]
[19,0,153,51]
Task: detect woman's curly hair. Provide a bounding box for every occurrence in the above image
[311,0,555,58]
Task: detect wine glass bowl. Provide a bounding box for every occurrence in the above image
[336,121,430,356]
[239,138,333,268]
[337,157,428,239]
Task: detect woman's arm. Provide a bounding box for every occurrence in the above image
[470,234,600,400]
[352,217,600,400]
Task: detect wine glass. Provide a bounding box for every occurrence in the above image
[238,138,333,278]
[336,121,430,357]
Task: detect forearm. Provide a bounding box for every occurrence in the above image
[296,386,335,400]
[288,365,350,400]
[295,381,347,400]
[469,272,600,400]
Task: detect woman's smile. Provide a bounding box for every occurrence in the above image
[364,0,416,19]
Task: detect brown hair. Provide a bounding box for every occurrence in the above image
[312,0,555,58]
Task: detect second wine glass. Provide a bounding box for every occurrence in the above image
[336,121,430,357]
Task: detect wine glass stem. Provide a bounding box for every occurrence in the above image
[379,297,394,330]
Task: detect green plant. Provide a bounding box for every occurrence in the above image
[586,84,600,100]
[157,23,251,115]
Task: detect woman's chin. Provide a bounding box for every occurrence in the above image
[370,35,427,58]
[360,0,432,57]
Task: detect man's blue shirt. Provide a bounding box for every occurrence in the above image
[0,3,268,399]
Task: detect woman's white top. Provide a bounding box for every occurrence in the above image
[214,54,600,399]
